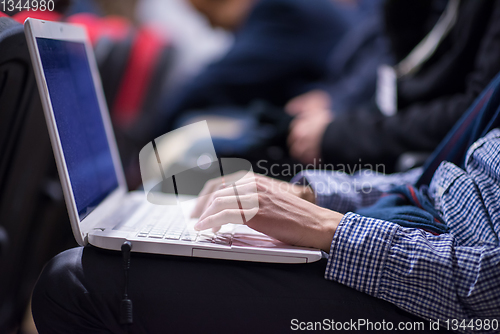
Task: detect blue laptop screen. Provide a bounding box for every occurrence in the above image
[36,38,119,220]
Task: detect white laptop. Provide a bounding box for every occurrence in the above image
[24,18,322,263]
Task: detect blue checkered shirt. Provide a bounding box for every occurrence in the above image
[292,129,500,331]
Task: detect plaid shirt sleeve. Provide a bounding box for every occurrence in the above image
[327,213,500,324]
[325,129,500,330]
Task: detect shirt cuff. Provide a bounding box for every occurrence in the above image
[325,212,399,297]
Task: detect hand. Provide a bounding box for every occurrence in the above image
[285,90,332,116]
[193,174,343,252]
[191,172,315,219]
[288,108,333,164]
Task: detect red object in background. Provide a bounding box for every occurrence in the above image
[65,14,171,128]
[4,9,172,129]
[67,13,130,46]
[2,9,173,190]
[11,10,62,23]
[112,26,166,128]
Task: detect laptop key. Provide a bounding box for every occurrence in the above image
[181,233,198,241]
[139,225,154,234]
[150,229,166,234]
[213,236,232,246]
[164,233,182,240]
[196,235,214,243]
[169,229,184,235]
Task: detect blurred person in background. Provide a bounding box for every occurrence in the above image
[160,0,500,176]
[159,0,360,127]
[135,0,232,104]
[287,0,500,172]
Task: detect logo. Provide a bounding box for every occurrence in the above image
[139,121,258,227]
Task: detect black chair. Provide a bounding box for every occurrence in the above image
[0,16,76,333]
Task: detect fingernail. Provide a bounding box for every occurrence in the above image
[194,221,204,231]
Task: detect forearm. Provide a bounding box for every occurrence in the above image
[320,98,460,171]
[326,213,500,326]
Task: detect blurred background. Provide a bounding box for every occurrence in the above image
[2,0,499,332]
[1,1,232,333]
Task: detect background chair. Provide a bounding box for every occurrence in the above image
[0,11,175,331]
[0,15,76,333]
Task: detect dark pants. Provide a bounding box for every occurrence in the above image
[31,246,452,333]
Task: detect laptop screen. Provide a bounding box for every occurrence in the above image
[37,38,119,220]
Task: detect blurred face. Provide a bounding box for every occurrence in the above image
[189,0,254,31]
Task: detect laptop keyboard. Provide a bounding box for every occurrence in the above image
[135,206,233,246]
[111,202,143,231]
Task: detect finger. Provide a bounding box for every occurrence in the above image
[198,177,225,197]
[285,97,302,116]
[224,172,244,185]
[195,209,257,231]
[196,181,254,219]
[225,172,255,187]
[289,140,302,161]
[290,141,310,164]
[227,181,259,197]
[199,193,259,224]
[199,195,242,222]
[192,185,231,219]
[297,144,315,165]
[192,178,225,218]
[289,117,310,141]
[199,188,259,221]
[194,173,260,218]
[289,115,302,129]
[192,172,257,218]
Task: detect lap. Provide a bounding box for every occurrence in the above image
[32,246,445,333]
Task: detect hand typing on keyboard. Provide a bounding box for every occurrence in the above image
[192,172,341,253]
[135,205,235,246]
[191,171,315,221]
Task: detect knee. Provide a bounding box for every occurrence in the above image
[31,247,86,333]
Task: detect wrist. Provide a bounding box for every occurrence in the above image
[318,209,343,253]
[289,183,316,204]
[301,185,316,204]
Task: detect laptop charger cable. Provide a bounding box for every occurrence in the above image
[121,241,133,331]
